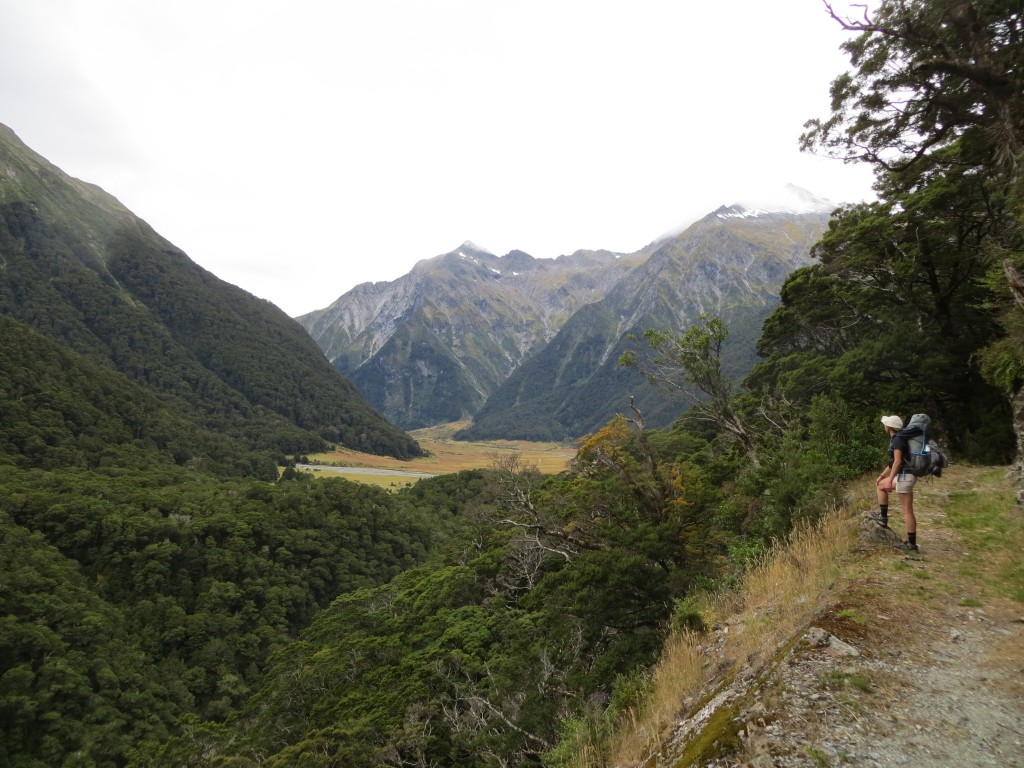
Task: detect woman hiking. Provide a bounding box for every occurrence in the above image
[873,415,919,552]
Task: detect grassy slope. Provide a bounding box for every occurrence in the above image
[572,464,1024,767]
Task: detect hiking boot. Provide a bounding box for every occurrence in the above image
[893,540,919,553]
[867,511,889,528]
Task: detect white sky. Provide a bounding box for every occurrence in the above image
[0,1,876,317]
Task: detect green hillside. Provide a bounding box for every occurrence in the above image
[0,303,471,766]
[0,314,271,476]
[0,124,421,460]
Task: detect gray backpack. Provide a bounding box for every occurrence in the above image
[899,413,947,477]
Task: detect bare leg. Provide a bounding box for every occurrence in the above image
[876,477,889,507]
[900,490,916,535]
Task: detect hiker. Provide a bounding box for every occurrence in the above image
[873,415,919,552]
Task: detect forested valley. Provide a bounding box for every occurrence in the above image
[2,0,1023,766]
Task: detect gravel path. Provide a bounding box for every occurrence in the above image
[670,469,1024,767]
[735,591,1024,767]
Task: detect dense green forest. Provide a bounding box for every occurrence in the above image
[0,465,479,766]
[0,315,279,478]
[0,199,422,460]
[2,0,1022,766]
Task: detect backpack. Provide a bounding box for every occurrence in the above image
[899,413,947,478]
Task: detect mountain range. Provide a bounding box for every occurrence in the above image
[300,189,835,440]
[298,243,645,430]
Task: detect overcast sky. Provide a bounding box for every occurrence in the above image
[0,1,876,317]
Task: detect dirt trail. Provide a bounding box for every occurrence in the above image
[689,467,1024,767]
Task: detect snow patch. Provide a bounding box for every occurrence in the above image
[731,183,837,216]
[716,206,763,220]
[660,184,838,240]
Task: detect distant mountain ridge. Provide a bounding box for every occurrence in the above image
[0,122,422,463]
[299,242,644,428]
[301,188,835,439]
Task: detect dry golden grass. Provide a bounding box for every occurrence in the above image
[602,490,869,767]
[604,631,705,767]
[727,503,857,662]
[308,420,576,480]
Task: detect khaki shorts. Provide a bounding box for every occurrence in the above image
[895,472,917,494]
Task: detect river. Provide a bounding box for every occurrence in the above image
[297,463,437,479]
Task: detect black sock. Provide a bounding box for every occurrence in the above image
[907,531,917,546]
[879,504,888,520]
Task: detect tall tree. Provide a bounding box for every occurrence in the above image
[753,164,1014,454]
[754,0,1023,461]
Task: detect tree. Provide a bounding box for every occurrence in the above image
[487,452,604,563]
[804,1,1024,324]
[751,167,1015,455]
[621,315,760,466]
[757,0,1024,462]
[805,0,1024,171]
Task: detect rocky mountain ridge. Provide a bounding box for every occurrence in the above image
[462,204,832,440]
[299,241,647,428]
[300,242,642,368]
[300,192,835,438]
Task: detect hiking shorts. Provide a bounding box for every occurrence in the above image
[895,472,917,494]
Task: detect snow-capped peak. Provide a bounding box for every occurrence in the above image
[457,240,493,255]
[725,184,836,218]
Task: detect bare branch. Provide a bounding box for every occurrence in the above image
[488,451,604,561]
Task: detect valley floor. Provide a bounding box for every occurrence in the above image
[309,420,576,481]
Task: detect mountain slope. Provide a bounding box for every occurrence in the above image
[0,122,421,459]
[462,202,832,440]
[299,242,643,428]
